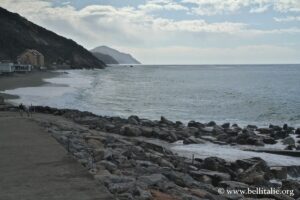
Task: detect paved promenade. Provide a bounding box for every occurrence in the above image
[0,112,112,200]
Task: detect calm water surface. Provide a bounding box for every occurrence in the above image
[4,65,300,126]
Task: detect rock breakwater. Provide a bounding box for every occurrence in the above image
[1,105,300,199]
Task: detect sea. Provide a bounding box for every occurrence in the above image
[4,64,300,127]
[3,64,300,167]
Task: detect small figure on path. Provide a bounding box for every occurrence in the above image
[18,103,31,117]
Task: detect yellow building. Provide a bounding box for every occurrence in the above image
[17,49,44,67]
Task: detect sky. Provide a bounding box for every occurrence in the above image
[1,0,300,64]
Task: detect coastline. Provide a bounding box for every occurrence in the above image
[0,71,60,100]
[0,70,299,199]
[0,106,299,199]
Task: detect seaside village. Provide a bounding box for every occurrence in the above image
[0,49,45,75]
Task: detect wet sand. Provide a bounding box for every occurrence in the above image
[0,71,59,100]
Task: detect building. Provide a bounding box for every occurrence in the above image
[14,64,33,72]
[0,62,15,73]
[17,49,44,68]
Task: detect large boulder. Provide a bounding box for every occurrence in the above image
[160,116,174,126]
[183,136,206,144]
[207,121,216,126]
[263,136,277,144]
[163,171,198,188]
[270,166,287,180]
[236,158,270,185]
[140,127,153,137]
[202,157,227,171]
[137,174,168,189]
[189,169,231,186]
[282,136,295,146]
[295,128,300,135]
[272,130,289,139]
[218,181,249,190]
[188,121,205,128]
[128,115,139,125]
[120,125,142,136]
[221,123,230,129]
[257,128,273,134]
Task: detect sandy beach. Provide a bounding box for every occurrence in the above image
[0,71,59,100]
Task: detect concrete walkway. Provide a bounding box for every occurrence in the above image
[0,112,113,200]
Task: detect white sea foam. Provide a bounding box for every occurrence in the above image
[2,65,300,127]
[2,67,300,167]
[171,142,300,166]
[3,70,93,107]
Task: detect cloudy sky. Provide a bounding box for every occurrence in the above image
[1,0,300,64]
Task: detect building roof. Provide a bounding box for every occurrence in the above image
[20,49,43,56]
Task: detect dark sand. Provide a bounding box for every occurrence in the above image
[0,71,59,100]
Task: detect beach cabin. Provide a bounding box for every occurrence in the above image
[14,64,33,72]
[0,62,15,73]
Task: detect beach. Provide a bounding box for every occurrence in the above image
[0,69,299,199]
[0,71,59,100]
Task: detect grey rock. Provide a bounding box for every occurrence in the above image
[247,125,258,130]
[140,127,153,137]
[135,187,152,200]
[140,119,156,127]
[160,116,174,125]
[183,136,206,144]
[106,181,135,194]
[163,171,198,187]
[137,173,167,188]
[190,169,231,186]
[98,160,117,173]
[120,125,142,136]
[270,166,287,180]
[128,115,139,125]
[158,158,175,169]
[136,160,159,168]
[200,127,214,133]
[207,121,216,126]
[218,181,249,189]
[202,157,230,173]
[221,123,230,129]
[263,136,277,144]
[237,158,269,185]
[188,121,205,128]
[258,128,273,134]
[282,136,295,146]
[295,128,300,135]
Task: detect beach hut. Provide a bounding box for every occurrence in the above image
[0,62,15,73]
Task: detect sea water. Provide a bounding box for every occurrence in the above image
[4,64,300,127]
[3,64,300,166]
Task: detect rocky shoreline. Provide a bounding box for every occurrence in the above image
[1,105,300,199]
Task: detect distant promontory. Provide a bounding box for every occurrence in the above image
[91,46,140,64]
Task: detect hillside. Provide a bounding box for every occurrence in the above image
[91,46,140,64]
[0,7,105,69]
[92,52,118,64]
